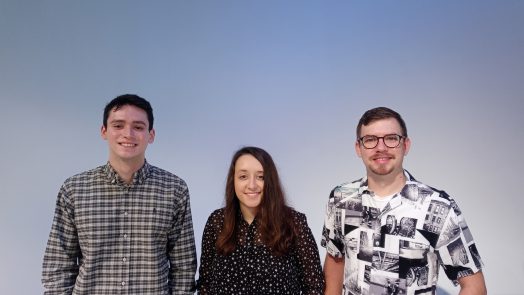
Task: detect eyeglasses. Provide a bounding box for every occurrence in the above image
[358,134,404,149]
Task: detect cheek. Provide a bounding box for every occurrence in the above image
[234,181,243,193]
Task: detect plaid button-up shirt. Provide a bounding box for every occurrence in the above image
[42,161,197,294]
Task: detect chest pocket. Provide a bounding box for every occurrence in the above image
[137,203,173,240]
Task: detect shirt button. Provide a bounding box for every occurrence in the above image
[123,257,127,262]
[121,281,126,286]
[375,241,379,246]
[123,234,128,238]
[124,211,128,216]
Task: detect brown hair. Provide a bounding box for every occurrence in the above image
[356,106,408,138]
[216,146,296,256]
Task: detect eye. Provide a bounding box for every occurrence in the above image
[256,175,264,180]
[384,134,400,142]
[363,136,377,143]
[237,174,247,180]
[134,126,145,131]
[112,124,123,129]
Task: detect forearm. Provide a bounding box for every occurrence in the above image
[323,253,344,295]
[169,193,197,293]
[295,214,325,294]
[42,190,79,294]
[458,271,487,295]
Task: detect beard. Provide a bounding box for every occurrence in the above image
[369,164,395,176]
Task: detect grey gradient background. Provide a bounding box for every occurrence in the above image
[1,1,523,294]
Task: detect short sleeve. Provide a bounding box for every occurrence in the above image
[320,188,345,258]
[434,193,484,285]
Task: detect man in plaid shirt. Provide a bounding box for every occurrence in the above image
[42,94,197,294]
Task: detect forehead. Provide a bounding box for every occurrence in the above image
[108,105,149,124]
[360,118,402,136]
[235,154,263,171]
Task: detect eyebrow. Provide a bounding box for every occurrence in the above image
[110,119,147,126]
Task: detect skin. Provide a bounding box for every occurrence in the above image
[101,104,155,183]
[355,117,410,197]
[323,253,344,295]
[458,271,487,295]
[234,154,264,224]
[324,117,487,294]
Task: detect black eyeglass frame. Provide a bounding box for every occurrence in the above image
[358,134,405,149]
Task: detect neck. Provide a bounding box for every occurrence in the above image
[109,157,145,184]
[240,207,257,225]
[367,170,406,198]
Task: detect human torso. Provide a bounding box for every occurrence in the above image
[322,171,483,295]
[203,209,302,295]
[67,163,184,294]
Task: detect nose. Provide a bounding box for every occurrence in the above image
[123,126,134,137]
[375,138,388,150]
[247,176,258,190]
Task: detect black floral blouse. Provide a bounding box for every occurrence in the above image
[198,208,325,294]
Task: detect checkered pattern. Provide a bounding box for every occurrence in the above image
[42,162,197,294]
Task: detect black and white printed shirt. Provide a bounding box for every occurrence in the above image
[321,170,484,295]
[198,208,325,294]
[42,161,197,295]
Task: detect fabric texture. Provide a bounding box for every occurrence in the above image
[198,208,324,294]
[42,161,197,295]
[321,170,483,295]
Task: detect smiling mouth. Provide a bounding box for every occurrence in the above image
[120,143,137,147]
[373,155,393,163]
[246,192,261,197]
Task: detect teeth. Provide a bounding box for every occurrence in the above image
[121,143,135,147]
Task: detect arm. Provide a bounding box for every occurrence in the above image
[458,271,487,295]
[42,185,80,295]
[168,184,197,294]
[436,192,486,294]
[323,253,344,295]
[196,212,221,295]
[293,213,325,295]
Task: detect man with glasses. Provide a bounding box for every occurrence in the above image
[321,107,486,294]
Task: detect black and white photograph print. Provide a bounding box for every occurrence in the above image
[448,238,469,265]
[357,230,373,262]
[372,250,400,273]
[401,183,432,208]
[398,217,417,238]
[423,199,450,234]
[369,275,406,295]
[468,243,483,269]
[458,215,474,244]
[435,216,460,249]
[361,206,381,229]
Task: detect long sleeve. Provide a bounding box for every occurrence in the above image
[42,185,81,295]
[167,183,197,294]
[293,212,325,295]
[197,210,222,294]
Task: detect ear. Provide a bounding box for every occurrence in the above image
[101,125,107,140]
[355,140,363,158]
[148,128,155,144]
[403,137,411,155]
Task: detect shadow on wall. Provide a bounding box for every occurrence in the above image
[436,287,452,295]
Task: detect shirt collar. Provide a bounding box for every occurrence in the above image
[103,160,151,186]
[359,170,418,208]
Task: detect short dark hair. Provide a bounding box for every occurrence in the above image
[103,94,154,131]
[356,107,407,138]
